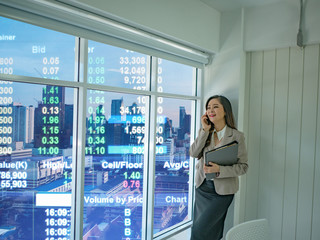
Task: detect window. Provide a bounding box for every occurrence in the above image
[84,91,146,239]
[154,98,192,234]
[0,17,75,80]
[88,41,149,90]
[0,16,200,240]
[157,59,195,95]
[0,81,74,240]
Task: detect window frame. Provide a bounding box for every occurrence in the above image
[0,7,204,239]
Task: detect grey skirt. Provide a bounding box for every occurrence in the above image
[190,180,234,240]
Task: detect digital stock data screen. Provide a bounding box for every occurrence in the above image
[0,16,195,240]
[0,81,75,240]
[0,16,75,240]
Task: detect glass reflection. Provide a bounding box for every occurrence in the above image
[88,41,149,90]
[154,98,192,234]
[0,82,74,239]
[157,59,195,96]
[0,17,75,81]
[83,91,147,239]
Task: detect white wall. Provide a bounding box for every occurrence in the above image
[205,0,320,119]
[204,9,244,121]
[244,0,320,51]
[202,8,247,237]
[204,1,320,239]
[240,2,320,239]
[64,0,221,53]
[244,44,320,240]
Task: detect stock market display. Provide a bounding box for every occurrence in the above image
[0,16,194,240]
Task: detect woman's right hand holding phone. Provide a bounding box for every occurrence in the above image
[201,114,211,132]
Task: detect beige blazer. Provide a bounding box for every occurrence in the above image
[190,126,248,195]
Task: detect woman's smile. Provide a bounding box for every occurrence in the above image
[206,98,225,125]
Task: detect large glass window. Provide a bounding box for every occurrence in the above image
[83,91,146,239]
[88,41,149,90]
[0,17,75,81]
[0,16,200,240]
[157,59,195,96]
[154,98,192,234]
[0,81,74,239]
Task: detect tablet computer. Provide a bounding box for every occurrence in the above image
[205,141,238,179]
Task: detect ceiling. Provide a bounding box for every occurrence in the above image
[200,0,290,12]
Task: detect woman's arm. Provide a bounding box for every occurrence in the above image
[216,132,248,178]
[190,114,212,158]
[189,128,210,158]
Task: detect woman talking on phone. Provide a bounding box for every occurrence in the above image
[190,95,248,240]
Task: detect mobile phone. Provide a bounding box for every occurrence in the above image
[205,115,209,124]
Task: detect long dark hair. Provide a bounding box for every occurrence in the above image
[197,95,236,159]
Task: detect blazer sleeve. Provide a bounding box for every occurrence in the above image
[216,132,248,178]
[189,128,210,159]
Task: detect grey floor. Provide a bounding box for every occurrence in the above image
[166,228,191,240]
[166,227,226,240]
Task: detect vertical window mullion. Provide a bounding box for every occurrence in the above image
[189,68,201,218]
[71,38,88,240]
[70,36,80,240]
[192,68,203,219]
[141,56,152,240]
[145,57,158,240]
[192,67,197,96]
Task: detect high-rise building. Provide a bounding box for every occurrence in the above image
[111,98,123,116]
[179,106,186,129]
[12,102,26,144]
[63,104,73,148]
[109,98,125,146]
[26,105,35,143]
[178,106,191,140]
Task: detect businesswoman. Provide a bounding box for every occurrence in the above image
[190,95,248,240]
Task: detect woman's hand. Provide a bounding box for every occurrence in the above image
[203,162,220,173]
[201,114,211,132]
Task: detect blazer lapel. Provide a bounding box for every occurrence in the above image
[216,126,234,148]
